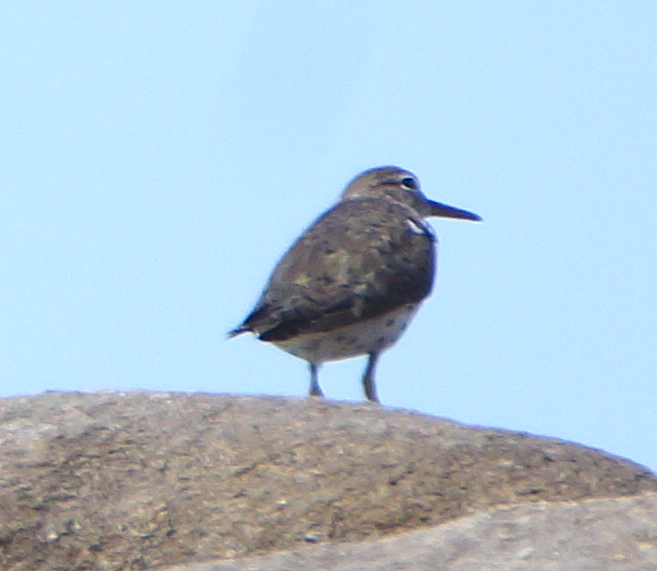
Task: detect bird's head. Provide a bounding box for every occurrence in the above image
[340,166,481,222]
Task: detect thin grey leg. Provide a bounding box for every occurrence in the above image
[309,363,324,397]
[362,352,380,403]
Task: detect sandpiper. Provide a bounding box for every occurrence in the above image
[229,166,481,403]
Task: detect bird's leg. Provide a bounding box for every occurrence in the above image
[309,363,324,397]
[362,352,380,403]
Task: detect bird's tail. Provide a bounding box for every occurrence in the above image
[226,325,250,339]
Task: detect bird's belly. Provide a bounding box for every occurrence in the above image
[271,304,420,364]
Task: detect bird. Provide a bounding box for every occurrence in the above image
[228,166,481,403]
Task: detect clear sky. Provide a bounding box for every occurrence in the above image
[2,2,656,472]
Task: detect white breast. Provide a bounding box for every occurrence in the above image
[272,304,420,364]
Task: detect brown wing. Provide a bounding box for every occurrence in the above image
[232,198,436,341]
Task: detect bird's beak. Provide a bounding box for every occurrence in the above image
[427,200,482,222]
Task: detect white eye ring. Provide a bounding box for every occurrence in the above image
[401,176,418,190]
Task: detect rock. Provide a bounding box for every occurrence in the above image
[164,492,657,571]
[0,392,655,571]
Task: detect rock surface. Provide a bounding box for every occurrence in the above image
[165,492,657,571]
[0,392,655,571]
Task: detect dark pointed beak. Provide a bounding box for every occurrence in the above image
[428,200,482,221]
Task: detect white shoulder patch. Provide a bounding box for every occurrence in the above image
[406,218,432,237]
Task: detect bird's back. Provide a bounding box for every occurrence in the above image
[236,197,436,341]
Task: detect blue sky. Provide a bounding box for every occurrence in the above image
[2,2,656,472]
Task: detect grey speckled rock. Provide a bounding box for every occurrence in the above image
[167,493,657,571]
[0,392,655,571]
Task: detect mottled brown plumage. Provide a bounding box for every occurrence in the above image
[229,166,481,402]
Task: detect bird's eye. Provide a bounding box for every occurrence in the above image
[401,177,417,190]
